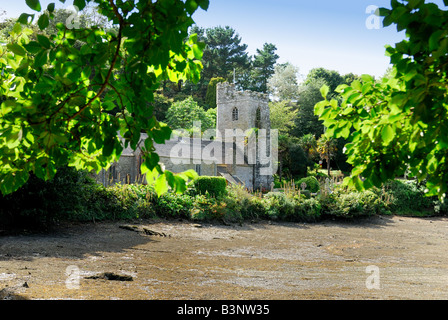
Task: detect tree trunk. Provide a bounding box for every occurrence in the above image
[279,154,283,182]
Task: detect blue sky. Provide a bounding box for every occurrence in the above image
[1,1,445,79]
[193,0,403,79]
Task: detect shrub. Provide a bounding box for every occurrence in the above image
[320,188,386,219]
[154,192,194,219]
[194,176,227,197]
[108,184,158,219]
[383,180,433,214]
[222,185,261,221]
[288,144,309,178]
[300,190,311,199]
[0,167,95,229]
[78,184,124,222]
[262,192,322,222]
[191,195,227,221]
[297,176,320,193]
[294,197,322,222]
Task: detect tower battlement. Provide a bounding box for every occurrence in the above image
[216,82,268,105]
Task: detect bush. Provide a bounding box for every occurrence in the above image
[294,197,322,222]
[263,192,295,220]
[194,176,227,197]
[297,176,320,193]
[191,195,227,221]
[320,187,387,219]
[4,168,446,231]
[222,185,263,221]
[288,144,309,178]
[262,192,321,222]
[383,180,433,214]
[154,192,194,219]
[0,167,95,229]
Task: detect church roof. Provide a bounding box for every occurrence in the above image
[120,133,249,164]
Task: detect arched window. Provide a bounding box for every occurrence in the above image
[232,107,238,121]
[255,108,261,129]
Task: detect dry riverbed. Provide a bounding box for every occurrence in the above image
[1,215,448,300]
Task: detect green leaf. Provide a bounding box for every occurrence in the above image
[37,13,49,30]
[37,34,51,49]
[378,8,391,17]
[140,161,151,175]
[185,0,199,14]
[320,85,329,99]
[381,125,395,145]
[7,43,27,56]
[17,13,35,24]
[154,173,168,196]
[0,171,29,195]
[102,138,115,157]
[362,83,372,95]
[314,100,328,116]
[352,175,365,191]
[192,44,203,60]
[319,107,332,121]
[34,49,48,68]
[73,0,87,10]
[152,123,172,144]
[382,14,394,27]
[360,74,374,83]
[12,23,23,36]
[351,80,362,91]
[47,3,55,12]
[24,41,42,54]
[408,0,424,9]
[197,0,209,10]
[347,92,362,104]
[429,30,443,51]
[25,0,41,12]
[340,126,351,139]
[1,101,14,115]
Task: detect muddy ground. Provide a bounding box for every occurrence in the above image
[1,215,448,300]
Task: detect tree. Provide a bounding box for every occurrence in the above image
[185,25,251,101]
[205,77,226,109]
[199,25,250,83]
[288,143,309,178]
[294,77,327,138]
[0,0,209,196]
[299,134,318,162]
[305,67,344,97]
[267,62,300,101]
[314,0,448,199]
[165,96,215,134]
[269,100,298,134]
[44,7,111,37]
[251,43,279,93]
[317,135,337,177]
[149,93,174,123]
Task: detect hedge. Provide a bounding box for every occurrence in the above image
[193,176,227,197]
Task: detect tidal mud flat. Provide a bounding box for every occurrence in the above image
[1,216,448,300]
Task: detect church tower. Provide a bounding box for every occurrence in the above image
[216,82,274,190]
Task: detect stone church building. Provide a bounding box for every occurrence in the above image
[96,82,276,190]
